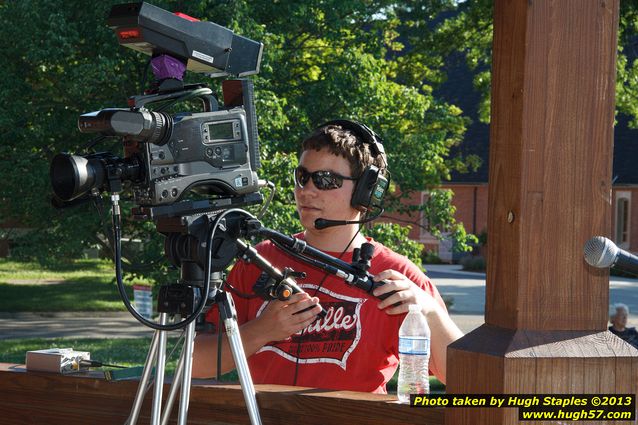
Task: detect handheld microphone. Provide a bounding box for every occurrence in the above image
[583,236,638,276]
[314,209,383,230]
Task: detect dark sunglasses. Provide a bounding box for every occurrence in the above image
[293,166,357,190]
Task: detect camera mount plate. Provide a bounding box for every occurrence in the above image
[131,193,263,221]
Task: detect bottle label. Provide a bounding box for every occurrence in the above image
[398,336,430,355]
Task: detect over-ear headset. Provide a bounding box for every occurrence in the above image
[319,119,390,212]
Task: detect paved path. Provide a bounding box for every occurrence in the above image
[1,265,637,339]
[426,264,638,333]
[0,312,153,339]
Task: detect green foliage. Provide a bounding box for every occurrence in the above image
[255,152,301,235]
[459,255,486,272]
[476,229,488,247]
[1,0,488,283]
[397,0,493,123]
[363,222,424,268]
[424,1,638,128]
[422,250,443,265]
[419,189,478,252]
[616,1,638,127]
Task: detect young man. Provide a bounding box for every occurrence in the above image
[192,121,463,393]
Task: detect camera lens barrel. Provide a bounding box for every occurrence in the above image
[50,153,105,201]
[78,109,173,145]
[50,152,142,202]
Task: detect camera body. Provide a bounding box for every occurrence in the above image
[72,78,261,206]
[134,106,257,205]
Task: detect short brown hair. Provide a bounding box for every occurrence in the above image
[301,124,382,177]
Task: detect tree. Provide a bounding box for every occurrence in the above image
[0,0,484,280]
[422,0,638,127]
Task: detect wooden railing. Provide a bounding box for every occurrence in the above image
[0,363,444,425]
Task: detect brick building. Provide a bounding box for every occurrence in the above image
[387,52,638,259]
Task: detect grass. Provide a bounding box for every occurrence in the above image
[0,337,168,369]
[0,258,114,280]
[0,336,443,393]
[0,258,149,312]
[0,337,239,382]
[387,370,446,394]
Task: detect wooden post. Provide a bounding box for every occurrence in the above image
[446,1,638,424]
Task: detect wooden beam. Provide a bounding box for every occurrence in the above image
[447,1,638,424]
[0,364,444,425]
[486,0,617,331]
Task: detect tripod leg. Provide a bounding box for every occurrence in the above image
[159,319,196,425]
[218,291,263,425]
[159,340,185,425]
[150,313,169,425]
[126,326,161,425]
[177,320,196,425]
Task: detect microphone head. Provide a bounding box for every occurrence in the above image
[314,218,331,230]
[584,236,619,268]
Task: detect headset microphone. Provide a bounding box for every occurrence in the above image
[314,209,383,230]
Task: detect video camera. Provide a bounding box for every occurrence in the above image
[50,1,264,208]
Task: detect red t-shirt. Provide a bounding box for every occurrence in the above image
[205,235,446,393]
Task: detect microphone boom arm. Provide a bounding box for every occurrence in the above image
[242,220,393,300]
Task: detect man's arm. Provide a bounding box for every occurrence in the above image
[192,292,322,378]
[372,269,464,384]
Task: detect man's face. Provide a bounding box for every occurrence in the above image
[294,148,361,231]
[613,310,628,328]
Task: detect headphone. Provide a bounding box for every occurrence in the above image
[319,119,390,212]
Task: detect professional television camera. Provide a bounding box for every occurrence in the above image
[50,1,264,208]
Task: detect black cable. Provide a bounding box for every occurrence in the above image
[256,181,275,220]
[80,359,127,369]
[139,58,152,96]
[203,209,257,381]
[216,308,223,381]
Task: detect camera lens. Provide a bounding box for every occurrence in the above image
[50,153,104,201]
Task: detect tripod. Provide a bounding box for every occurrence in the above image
[109,203,267,425]
[125,271,262,425]
[112,205,326,425]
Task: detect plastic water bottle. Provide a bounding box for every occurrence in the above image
[397,304,430,403]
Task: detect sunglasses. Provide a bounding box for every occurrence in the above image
[293,166,357,190]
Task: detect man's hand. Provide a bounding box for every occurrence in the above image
[371,269,440,316]
[253,292,322,342]
[371,269,464,384]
